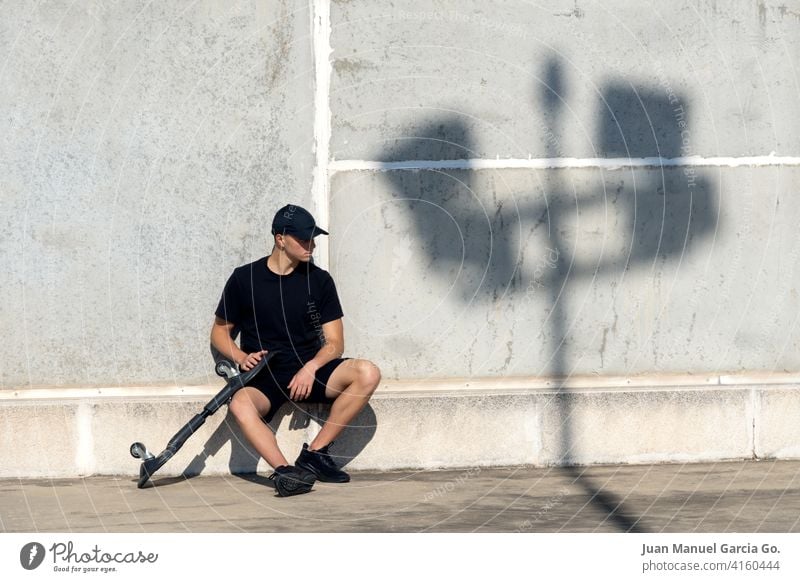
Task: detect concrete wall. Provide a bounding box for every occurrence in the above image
[3,1,798,388]
[332,165,800,378]
[1,0,316,387]
[2,1,800,476]
[329,1,800,161]
[328,0,800,380]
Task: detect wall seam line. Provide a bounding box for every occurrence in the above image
[311,0,332,269]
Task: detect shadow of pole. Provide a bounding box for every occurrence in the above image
[539,57,647,532]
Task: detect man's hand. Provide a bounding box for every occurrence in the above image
[239,350,269,372]
[288,362,320,401]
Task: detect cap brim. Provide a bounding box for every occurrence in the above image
[281,226,329,239]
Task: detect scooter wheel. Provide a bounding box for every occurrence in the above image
[215,360,236,378]
[130,442,148,459]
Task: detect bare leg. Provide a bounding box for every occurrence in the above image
[229,387,289,468]
[309,359,381,450]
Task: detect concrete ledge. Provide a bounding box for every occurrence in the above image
[2,375,800,478]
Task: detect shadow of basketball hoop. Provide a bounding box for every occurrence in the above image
[376,54,719,531]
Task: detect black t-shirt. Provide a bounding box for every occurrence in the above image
[214,256,344,364]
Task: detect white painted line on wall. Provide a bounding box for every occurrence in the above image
[311,0,332,269]
[328,155,800,173]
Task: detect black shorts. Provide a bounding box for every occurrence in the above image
[246,356,350,422]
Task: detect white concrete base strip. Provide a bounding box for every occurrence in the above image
[75,402,95,476]
[329,155,800,173]
[0,385,219,401]
[751,387,762,458]
[4,381,799,477]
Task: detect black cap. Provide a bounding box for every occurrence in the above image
[271,204,329,239]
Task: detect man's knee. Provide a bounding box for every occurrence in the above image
[357,360,381,392]
[229,389,269,423]
[228,395,250,422]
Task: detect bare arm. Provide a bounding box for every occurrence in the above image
[307,318,344,371]
[210,316,267,371]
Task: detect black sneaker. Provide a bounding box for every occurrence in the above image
[268,465,316,497]
[295,442,350,483]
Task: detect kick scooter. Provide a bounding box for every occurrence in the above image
[129,352,274,488]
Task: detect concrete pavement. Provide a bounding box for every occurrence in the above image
[2,459,800,533]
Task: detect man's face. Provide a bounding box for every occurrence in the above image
[280,233,316,261]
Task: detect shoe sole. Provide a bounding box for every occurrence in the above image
[274,472,316,497]
[295,461,350,483]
